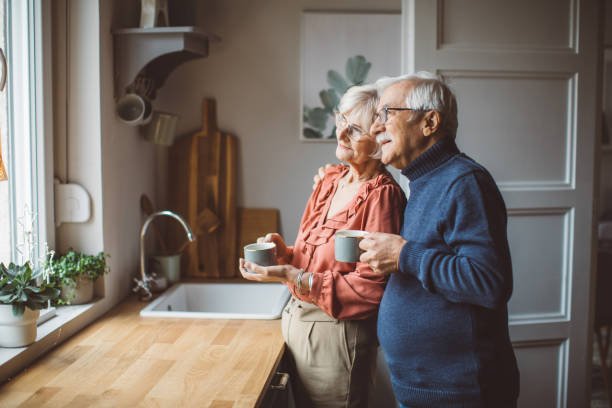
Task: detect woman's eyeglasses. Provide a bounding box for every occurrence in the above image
[334,112,369,141]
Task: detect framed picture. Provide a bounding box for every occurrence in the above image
[300,11,401,142]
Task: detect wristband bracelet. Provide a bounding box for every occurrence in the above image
[295,269,305,294]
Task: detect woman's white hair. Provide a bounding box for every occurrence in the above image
[337,83,378,131]
[375,71,458,138]
[337,84,382,159]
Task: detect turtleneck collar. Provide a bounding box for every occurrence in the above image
[400,137,460,181]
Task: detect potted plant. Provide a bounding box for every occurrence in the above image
[0,261,60,347]
[49,250,109,305]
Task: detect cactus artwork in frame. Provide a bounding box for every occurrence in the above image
[300,11,401,142]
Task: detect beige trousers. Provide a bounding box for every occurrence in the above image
[281,297,378,408]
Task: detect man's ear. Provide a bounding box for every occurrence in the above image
[421,111,442,137]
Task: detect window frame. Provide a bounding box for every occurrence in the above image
[6,0,54,264]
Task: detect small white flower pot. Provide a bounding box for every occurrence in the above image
[0,305,39,347]
[61,276,94,305]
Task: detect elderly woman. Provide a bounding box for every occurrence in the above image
[239,84,406,407]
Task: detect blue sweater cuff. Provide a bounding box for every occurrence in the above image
[399,242,427,276]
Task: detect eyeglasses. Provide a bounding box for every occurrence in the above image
[334,112,369,141]
[375,106,424,125]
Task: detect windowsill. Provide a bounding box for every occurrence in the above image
[0,299,103,382]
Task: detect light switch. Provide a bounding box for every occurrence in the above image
[54,179,91,227]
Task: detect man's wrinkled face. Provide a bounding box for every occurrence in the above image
[370,81,425,169]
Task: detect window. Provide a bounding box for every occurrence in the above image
[0,0,9,263]
[0,1,107,381]
[0,0,53,266]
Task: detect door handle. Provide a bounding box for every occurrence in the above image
[270,371,290,390]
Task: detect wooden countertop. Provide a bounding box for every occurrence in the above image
[0,296,285,407]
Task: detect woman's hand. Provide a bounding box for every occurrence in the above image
[257,233,291,264]
[239,258,301,283]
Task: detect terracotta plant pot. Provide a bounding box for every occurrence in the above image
[60,276,94,305]
[0,305,40,347]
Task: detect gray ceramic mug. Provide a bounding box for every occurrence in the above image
[335,230,368,262]
[244,242,277,273]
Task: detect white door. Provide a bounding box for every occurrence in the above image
[402,0,600,406]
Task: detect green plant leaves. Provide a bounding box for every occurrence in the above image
[0,261,59,316]
[303,128,323,139]
[303,106,311,122]
[345,55,371,85]
[49,250,110,284]
[12,303,25,317]
[319,89,339,113]
[327,70,350,95]
[305,107,329,131]
[303,55,373,139]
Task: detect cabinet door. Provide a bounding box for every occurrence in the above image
[259,351,295,408]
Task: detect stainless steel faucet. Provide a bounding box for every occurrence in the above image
[133,210,195,300]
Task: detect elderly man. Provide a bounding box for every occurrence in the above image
[359,72,519,408]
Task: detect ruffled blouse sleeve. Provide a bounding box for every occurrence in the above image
[288,171,407,320]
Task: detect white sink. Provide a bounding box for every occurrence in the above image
[140,282,291,320]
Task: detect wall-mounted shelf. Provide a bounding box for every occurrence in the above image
[112,26,220,98]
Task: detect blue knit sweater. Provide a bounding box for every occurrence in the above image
[378,138,519,407]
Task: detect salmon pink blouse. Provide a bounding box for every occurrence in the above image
[286,165,406,320]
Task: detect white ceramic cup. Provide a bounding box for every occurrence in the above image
[145,111,179,145]
[152,254,181,284]
[335,230,368,262]
[244,242,276,273]
[116,93,152,126]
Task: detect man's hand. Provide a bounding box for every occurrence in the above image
[312,164,334,190]
[359,232,407,275]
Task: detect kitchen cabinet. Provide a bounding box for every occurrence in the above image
[259,351,295,408]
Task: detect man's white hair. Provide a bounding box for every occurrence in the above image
[375,71,458,138]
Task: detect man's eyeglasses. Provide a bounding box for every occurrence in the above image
[334,112,369,141]
[375,106,424,125]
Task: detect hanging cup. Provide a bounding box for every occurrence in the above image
[116,93,153,126]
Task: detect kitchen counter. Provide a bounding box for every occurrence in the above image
[0,296,286,407]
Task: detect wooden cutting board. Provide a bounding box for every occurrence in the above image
[220,132,238,277]
[238,208,280,257]
[197,129,221,277]
[168,98,242,279]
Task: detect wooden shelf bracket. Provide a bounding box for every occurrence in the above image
[112,26,220,99]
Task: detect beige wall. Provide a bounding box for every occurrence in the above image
[54,0,158,303]
[55,0,400,300]
[53,0,105,256]
[151,0,401,241]
[100,1,159,303]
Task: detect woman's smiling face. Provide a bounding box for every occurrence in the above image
[335,110,378,165]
